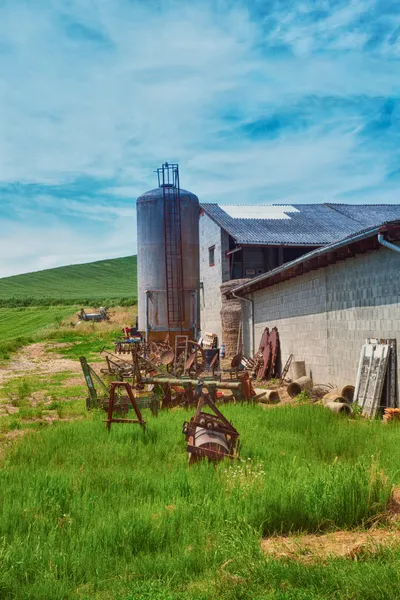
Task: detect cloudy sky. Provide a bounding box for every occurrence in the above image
[0,0,399,277]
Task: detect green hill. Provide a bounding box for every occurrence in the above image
[0,256,137,307]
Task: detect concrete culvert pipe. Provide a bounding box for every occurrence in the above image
[322,392,348,406]
[291,361,306,380]
[287,376,313,398]
[259,389,280,404]
[341,385,355,403]
[325,401,353,415]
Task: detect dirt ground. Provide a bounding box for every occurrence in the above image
[0,342,81,386]
[262,527,400,561]
[261,488,400,561]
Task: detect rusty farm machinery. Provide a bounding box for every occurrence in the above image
[114,334,208,379]
[78,325,283,466]
[78,339,259,464]
[183,381,240,465]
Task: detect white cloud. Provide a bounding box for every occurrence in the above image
[0,215,137,277]
[0,0,399,276]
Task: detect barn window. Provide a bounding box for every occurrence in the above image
[209,245,215,267]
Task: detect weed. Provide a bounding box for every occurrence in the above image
[352,402,363,417]
[17,380,32,401]
[295,390,311,403]
[55,404,65,419]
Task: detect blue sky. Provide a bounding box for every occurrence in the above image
[0,0,399,276]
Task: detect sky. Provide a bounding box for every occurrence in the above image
[0,0,399,277]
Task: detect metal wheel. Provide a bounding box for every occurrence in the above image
[182,341,206,377]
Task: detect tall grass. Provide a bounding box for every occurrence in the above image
[0,404,398,599]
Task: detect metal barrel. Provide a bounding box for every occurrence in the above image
[194,427,229,457]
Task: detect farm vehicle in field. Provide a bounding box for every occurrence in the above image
[78,307,111,322]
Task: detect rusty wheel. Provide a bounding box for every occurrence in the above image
[182,341,205,377]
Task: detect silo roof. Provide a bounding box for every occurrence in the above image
[137,187,199,202]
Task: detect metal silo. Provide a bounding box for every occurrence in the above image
[137,163,200,343]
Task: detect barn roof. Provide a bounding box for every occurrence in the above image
[201,203,400,247]
[230,221,400,297]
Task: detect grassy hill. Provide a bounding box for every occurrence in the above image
[0,256,137,307]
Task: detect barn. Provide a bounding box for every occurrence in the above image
[199,203,400,358]
[230,220,400,388]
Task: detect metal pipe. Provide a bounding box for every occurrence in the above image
[142,376,241,390]
[378,233,400,254]
[232,291,255,356]
[225,246,242,256]
[192,290,198,340]
[145,291,150,343]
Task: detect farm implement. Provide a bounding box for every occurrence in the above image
[182,381,240,465]
[79,344,250,464]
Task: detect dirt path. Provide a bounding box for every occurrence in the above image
[0,342,81,386]
[262,488,400,561]
[262,528,400,561]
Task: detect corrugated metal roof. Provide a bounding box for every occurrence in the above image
[231,220,400,296]
[201,203,400,246]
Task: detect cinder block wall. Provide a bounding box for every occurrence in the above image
[242,246,400,387]
[199,213,229,341]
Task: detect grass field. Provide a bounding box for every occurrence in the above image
[0,306,78,359]
[0,405,400,599]
[1,301,400,599]
[0,256,137,306]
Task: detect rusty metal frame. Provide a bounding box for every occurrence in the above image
[105,382,146,432]
[182,384,240,464]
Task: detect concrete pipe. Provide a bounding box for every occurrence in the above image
[324,401,353,415]
[341,385,355,404]
[322,392,348,406]
[287,376,313,398]
[261,389,280,404]
[291,361,306,380]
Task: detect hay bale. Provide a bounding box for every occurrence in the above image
[220,279,250,358]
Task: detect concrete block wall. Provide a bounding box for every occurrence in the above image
[199,213,230,341]
[242,246,400,387]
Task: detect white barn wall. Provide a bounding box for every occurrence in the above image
[242,246,400,387]
[199,212,229,340]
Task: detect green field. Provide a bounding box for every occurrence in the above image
[0,256,137,306]
[0,269,400,599]
[0,306,78,359]
[0,405,399,599]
